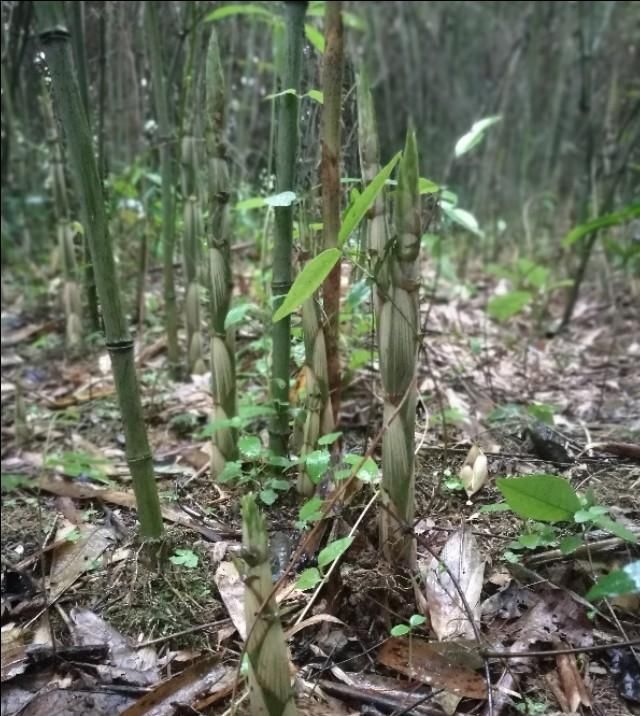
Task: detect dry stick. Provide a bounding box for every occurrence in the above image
[483,638,640,660]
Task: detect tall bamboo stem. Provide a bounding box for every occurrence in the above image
[269,1,308,457]
[36,1,164,541]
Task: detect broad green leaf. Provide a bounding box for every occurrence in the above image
[527,403,556,426]
[305,23,324,52]
[441,202,483,236]
[587,561,640,601]
[496,475,581,522]
[487,291,532,321]
[170,549,199,568]
[593,515,638,543]
[206,4,274,22]
[318,431,342,446]
[478,502,511,513]
[239,435,263,459]
[559,535,584,555]
[318,536,353,569]
[562,203,640,248]
[1,473,31,492]
[265,190,297,207]
[273,248,341,322]
[303,449,331,483]
[305,89,324,104]
[517,533,542,549]
[259,488,278,506]
[299,496,323,523]
[455,115,501,157]
[390,624,411,636]
[225,302,255,328]
[217,461,242,483]
[419,177,440,194]
[344,454,379,483]
[238,404,276,419]
[270,479,290,491]
[296,567,322,591]
[409,614,427,628]
[338,152,401,247]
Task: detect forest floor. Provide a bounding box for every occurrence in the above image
[1,265,639,716]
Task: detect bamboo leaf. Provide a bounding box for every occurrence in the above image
[318,536,353,569]
[206,4,275,23]
[273,248,341,322]
[339,152,401,246]
[305,23,325,52]
[487,291,532,321]
[305,89,324,104]
[496,475,581,522]
[441,201,483,236]
[455,115,502,157]
[562,203,640,248]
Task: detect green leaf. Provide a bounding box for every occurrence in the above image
[305,89,324,104]
[441,202,483,236]
[496,475,581,522]
[527,403,556,426]
[419,177,440,195]
[586,561,640,601]
[299,496,324,523]
[305,23,324,52]
[206,4,275,23]
[304,449,331,483]
[217,461,242,483]
[593,515,638,543]
[518,533,542,549]
[259,488,278,506]
[562,203,640,248]
[296,567,322,591]
[239,435,263,459]
[238,404,277,419]
[270,479,290,492]
[338,152,401,247]
[479,502,511,513]
[170,549,199,569]
[318,431,342,446]
[318,536,353,569]
[1,473,31,492]
[487,291,532,321]
[409,614,427,628]
[225,302,255,328]
[273,248,341,322]
[454,115,502,158]
[344,454,379,483]
[559,535,584,555]
[390,624,411,637]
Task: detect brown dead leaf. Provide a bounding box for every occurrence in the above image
[556,653,592,711]
[378,637,487,699]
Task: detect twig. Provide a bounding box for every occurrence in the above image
[483,637,640,660]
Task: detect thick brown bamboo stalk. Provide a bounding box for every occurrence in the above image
[36,1,164,541]
[378,129,421,567]
[205,29,237,476]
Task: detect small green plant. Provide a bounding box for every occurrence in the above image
[46,450,112,485]
[390,613,427,637]
[295,536,354,591]
[169,548,199,569]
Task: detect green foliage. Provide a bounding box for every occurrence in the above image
[587,561,640,601]
[46,451,112,486]
[272,248,341,322]
[487,291,532,322]
[454,116,502,158]
[170,549,199,568]
[390,613,427,637]
[1,473,31,493]
[562,203,640,247]
[496,475,581,522]
[339,152,401,246]
[295,536,354,591]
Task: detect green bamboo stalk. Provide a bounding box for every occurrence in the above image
[145,1,180,379]
[69,0,100,333]
[242,494,297,716]
[36,1,163,541]
[205,29,237,476]
[320,0,343,424]
[42,86,82,351]
[378,129,421,566]
[269,1,308,457]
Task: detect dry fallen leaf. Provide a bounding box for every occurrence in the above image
[425,528,485,641]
